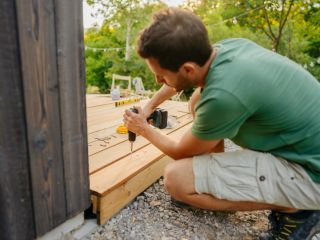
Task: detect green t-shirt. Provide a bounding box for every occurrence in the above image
[192,38,320,183]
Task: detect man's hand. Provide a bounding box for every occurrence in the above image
[123,106,150,136]
[142,85,177,117]
[123,106,222,159]
[141,104,154,122]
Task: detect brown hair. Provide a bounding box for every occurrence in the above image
[137,8,212,72]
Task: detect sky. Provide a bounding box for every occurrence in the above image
[82,0,186,28]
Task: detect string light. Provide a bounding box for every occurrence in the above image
[85,5,265,50]
[85,46,135,52]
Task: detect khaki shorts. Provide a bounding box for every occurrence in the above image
[193,149,320,209]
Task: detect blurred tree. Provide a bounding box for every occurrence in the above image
[190,0,320,79]
[87,0,161,61]
[216,0,295,52]
[85,1,167,93]
[84,0,319,95]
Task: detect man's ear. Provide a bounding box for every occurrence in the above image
[181,62,196,74]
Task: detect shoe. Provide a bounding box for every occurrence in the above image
[260,210,320,240]
[290,211,320,240]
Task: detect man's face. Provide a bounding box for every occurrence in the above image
[146,58,194,92]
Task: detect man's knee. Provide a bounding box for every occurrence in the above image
[163,159,194,199]
[163,162,179,194]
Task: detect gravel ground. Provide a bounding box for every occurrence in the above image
[85,140,270,240]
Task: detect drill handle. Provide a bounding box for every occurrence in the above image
[128,131,136,141]
[128,107,138,141]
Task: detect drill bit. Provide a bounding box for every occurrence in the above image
[129,134,135,160]
[129,132,136,152]
[129,142,134,161]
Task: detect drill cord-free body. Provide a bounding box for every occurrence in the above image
[128,108,168,153]
[128,108,138,152]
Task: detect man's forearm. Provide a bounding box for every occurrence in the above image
[142,125,181,160]
[143,85,177,116]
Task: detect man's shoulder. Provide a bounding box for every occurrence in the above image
[215,38,256,46]
[211,38,261,67]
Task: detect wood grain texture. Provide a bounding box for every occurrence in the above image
[0,1,35,239]
[86,100,188,132]
[89,113,193,174]
[91,195,98,215]
[87,100,188,141]
[87,103,189,156]
[90,121,193,196]
[86,95,192,225]
[86,94,117,108]
[16,0,67,235]
[55,0,90,217]
[97,156,173,225]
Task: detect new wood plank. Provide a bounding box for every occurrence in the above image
[86,99,122,116]
[87,99,151,127]
[86,95,192,225]
[86,103,146,131]
[91,195,98,215]
[87,103,187,135]
[96,156,173,225]
[86,94,113,108]
[87,97,143,109]
[55,0,90,217]
[89,114,193,174]
[87,103,188,126]
[90,121,193,197]
[87,105,190,155]
[0,1,34,238]
[87,100,189,134]
[87,99,185,123]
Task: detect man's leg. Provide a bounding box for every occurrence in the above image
[212,139,224,153]
[163,151,320,239]
[163,158,296,212]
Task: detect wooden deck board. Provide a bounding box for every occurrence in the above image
[87,94,192,224]
[88,110,190,156]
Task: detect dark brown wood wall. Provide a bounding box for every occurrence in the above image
[55,0,90,219]
[0,1,35,239]
[0,0,90,238]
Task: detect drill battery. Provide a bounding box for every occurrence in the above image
[147,108,168,129]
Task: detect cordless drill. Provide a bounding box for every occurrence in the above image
[128,108,168,151]
[128,108,138,152]
[147,108,168,129]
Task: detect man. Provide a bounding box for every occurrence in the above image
[123,8,320,239]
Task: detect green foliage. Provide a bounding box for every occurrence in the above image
[85,0,319,95]
[85,1,166,93]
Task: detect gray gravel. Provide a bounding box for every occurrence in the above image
[85,140,270,240]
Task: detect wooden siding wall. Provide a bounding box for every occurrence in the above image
[0,0,90,238]
[0,1,35,239]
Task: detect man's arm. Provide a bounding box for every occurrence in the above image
[143,126,221,160]
[143,85,177,118]
[124,107,221,160]
[188,87,201,119]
